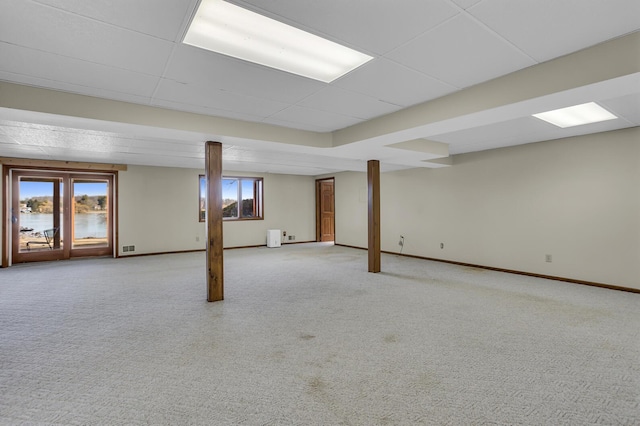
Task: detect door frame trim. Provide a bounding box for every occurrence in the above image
[2,165,9,267]
[315,177,335,242]
[2,163,118,267]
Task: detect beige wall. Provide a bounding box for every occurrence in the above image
[0,176,3,262]
[117,166,316,255]
[334,128,640,289]
[0,163,316,262]
[219,171,316,248]
[3,128,638,291]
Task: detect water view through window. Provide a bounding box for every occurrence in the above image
[18,179,109,252]
[199,175,263,221]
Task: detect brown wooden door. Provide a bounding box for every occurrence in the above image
[317,179,334,242]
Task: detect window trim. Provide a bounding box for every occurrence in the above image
[199,174,206,222]
[199,175,263,222]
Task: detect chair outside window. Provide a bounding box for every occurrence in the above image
[27,228,59,250]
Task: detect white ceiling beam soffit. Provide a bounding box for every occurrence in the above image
[332,32,640,148]
[2,32,637,152]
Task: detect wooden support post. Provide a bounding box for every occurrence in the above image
[1,165,8,268]
[205,141,224,302]
[368,160,381,273]
[53,180,61,249]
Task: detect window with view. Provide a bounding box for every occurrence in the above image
[200,175,263,221]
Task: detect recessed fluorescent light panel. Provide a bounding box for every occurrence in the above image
[532,102,617,128]
[183,0,373,83]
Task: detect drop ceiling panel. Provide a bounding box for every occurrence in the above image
[265,106,364,131]
[0,2,638,175]
[434,114,637,155]
[154,80,289,118]
[0,43,160,98]
[387,14,536,88]
[32,0,195,41]
[0,0,174,75]
[334,58,457,107]
[234,0,459,55]
[432,117,562,154]
[469,0,640,62]
[601,94,640,125]
[164,45,325,104]
[0,71,153,106]
[451,0,483,9]
[259,118,334,133]
[151,99,268,124]
[297,86,401,120]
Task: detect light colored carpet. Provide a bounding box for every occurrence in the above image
[0,243,638,425]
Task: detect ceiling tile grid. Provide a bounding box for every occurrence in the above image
[467,0,640,62]
[0,0,174,76]
[264,106,365,132]
[296,86,402,121]
[333,58,457,108]
[163,45,326,104]
[153,79,291,118]
[150,99,269,124]
[386,13,536,89]
[0,70,155,108]
[601,94,640,125]
[0,42,160,98]
[450,0,484,10]
[0,0,638,174]
[31,0,196,41]
[231,0,460,55]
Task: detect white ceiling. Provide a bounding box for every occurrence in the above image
[0,0,638,175]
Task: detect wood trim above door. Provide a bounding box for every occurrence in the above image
[0,157,127,171]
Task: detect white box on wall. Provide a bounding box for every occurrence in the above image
[267,229,281,248]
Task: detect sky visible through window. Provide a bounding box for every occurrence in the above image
[20,181,107,199]
[20,181,54,199]
[198,176,245,200]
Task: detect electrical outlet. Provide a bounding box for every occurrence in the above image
[440,243,444,249]
[545,254,552,263]
[398,235,404,247]
[283,230,287,237]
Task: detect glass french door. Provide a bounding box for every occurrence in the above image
[11,170,114,263]
[70,179,110,251]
